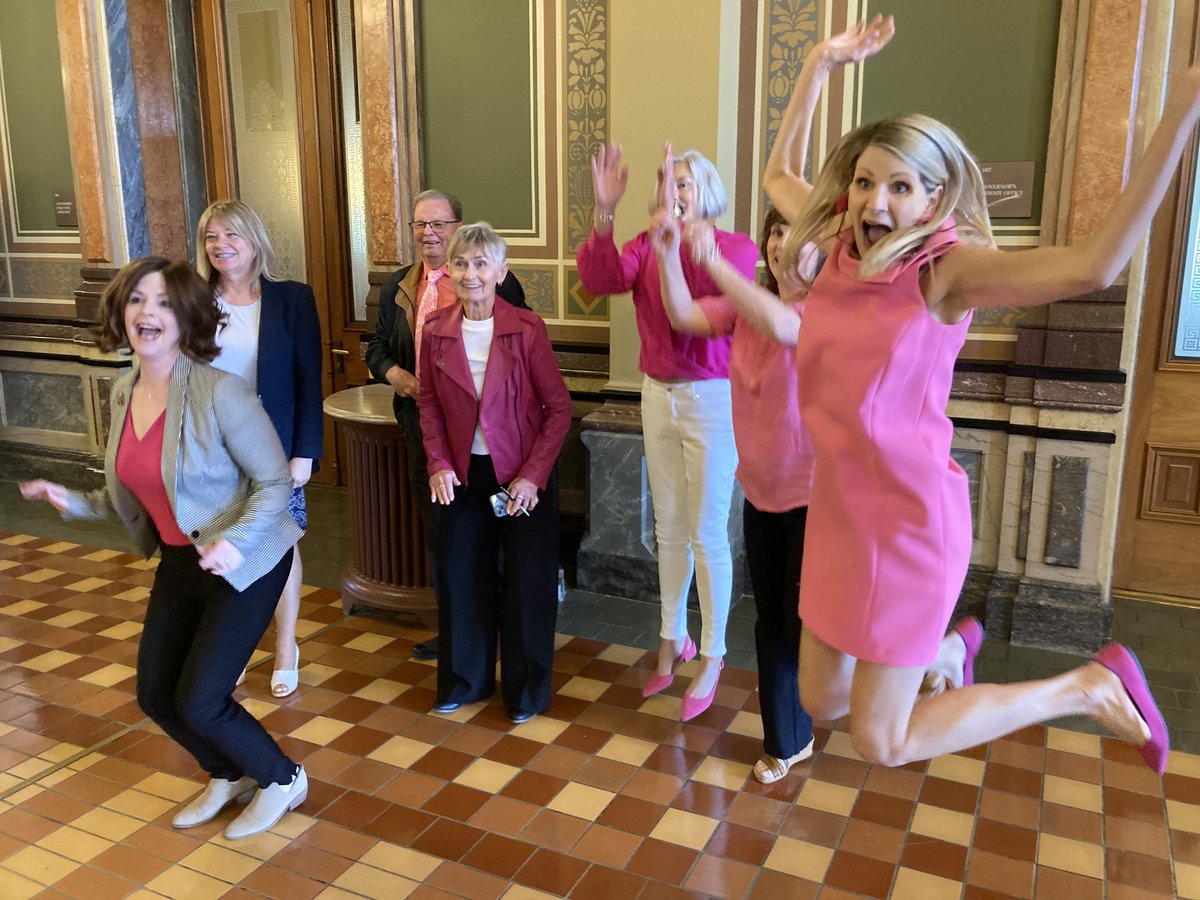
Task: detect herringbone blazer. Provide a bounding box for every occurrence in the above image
[62,354,302,591]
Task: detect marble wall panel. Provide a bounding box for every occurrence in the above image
[952,428,1009,569]
[1044,455,1090,568]
[166,0,207,261]
[1033,380,1125,411]
[1,371,87,433]
[103,0,149,258]
[8,259,81,300]
[1043,330,1124,370]
[1024,438,1111,588]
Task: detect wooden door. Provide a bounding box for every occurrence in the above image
[1114,69,1200,603]
[194,0,368,485]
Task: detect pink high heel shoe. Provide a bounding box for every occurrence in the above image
[1096,643,1169,775]
[680,659,724,722]
[642,635,698,698]
[952,618,985,688]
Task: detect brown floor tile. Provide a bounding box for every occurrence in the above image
[901,833,968,882]
[571,864,648,899]
[521,808,589,852]
[850,790,914,830]
[683,853,757,897]
[422,783,491,822]
[266,844,356,885]
[1105,847,1174,894]
[838,819,905,865]
[1041,803,1102,843]
[363,803,437,845]
[411,817,486,862]
[724,792,792,833]
[920,775,981,814]
[49,867,134,900]
[482,734,542,768]
[319,788,392,828]
[966,849,1035,899]
[823,850,896,899]
[426,860,509,899]
[332,757,399,794]
[643,744,704,779]
[468,795,539,837]
[983,762,1042,798]
[574,756,635,792]
[376,769,446,809]
[747,869,820,900]
[671,782,737,819]
[513,847,589,895]
[1106,761,1166,797]
[779,806,845,848]
[123,824,199,862]
[292,820,377,859]
[0,807,59,843]
[91,843,171,884]
[978,789,1040,829]
[1046,750,1102,784]
[571,823,642,869]
[1034,867,1103,900]
[706,821,773,866]
[809,753,869,788]
[460,832,536,879]
[627,837,698,884]
[238,864,326,900]
[412,746,476,781]
[501,770,566,807]
[622,769,684,806]
[527,744,589,779]
[596,794,667,835]
[862,765,923,801]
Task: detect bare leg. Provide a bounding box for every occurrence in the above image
[849,658,1152,767]
[797,629,857,722]
[273,549,302,670]
[920,628,969,697]
[686,654,724,699]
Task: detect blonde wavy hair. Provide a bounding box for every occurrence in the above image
[195,199,278,285]
[783,114,994,280]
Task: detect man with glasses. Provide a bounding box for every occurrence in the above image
[367,189,527,660]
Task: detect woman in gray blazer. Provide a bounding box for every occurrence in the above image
[20,257,307,841]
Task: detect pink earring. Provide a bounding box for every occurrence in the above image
[834,193,848,213]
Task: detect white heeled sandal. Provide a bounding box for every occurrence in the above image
[172,776,256,828]
[224,767,308,840]
[271,642,300,697]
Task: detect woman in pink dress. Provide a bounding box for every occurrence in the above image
[682,16,1193,774]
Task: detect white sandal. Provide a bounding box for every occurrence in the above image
[753,738,815,784]
[271,642,299,697]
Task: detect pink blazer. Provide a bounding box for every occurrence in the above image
[417,299,571,490]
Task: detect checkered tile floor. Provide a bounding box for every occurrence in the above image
[1,531,1199,899]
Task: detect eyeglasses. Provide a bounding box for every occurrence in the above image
[410,219,461,233]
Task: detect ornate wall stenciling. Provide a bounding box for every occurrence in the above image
[564,0,608,254]
[9,260,80,300]
[565,266,608,321]
[763,0,818,175]
[508,265,556,317]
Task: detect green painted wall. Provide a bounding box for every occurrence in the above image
[0,0,76,234]
[418,0,535,232]
[859,0,1061,229]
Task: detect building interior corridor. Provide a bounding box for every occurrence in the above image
[0,485,1198,899]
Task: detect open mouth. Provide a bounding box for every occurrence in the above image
[862,222,892,248]
[135,324,162,339]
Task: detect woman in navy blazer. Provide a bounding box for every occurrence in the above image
[417,223,571,723]
[197,201,324,697]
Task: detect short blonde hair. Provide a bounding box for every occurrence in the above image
[195,200,277,285]
[446,221,507,267]
[784,114,994,279]
[674,149,727,220]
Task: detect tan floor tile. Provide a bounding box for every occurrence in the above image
[796,779,858,816]
[1177,861,1200,900]
[649,808,719,849]
[891,867,962,900]
[7,758,51,780]
[353,680,410,704]
[1037,833,1104,879]
[1047,727,1102,757]
[910,803,974,846]
[2,845,78,885]
[80,549,122,561]
[115,586,151,602]
[691,757,752,790]
[289,715,354,744]
[0,600,45,617]
[359,843,440,881]
[71,807,144,842]
[333,862,418,897]
[36,825,111,863]
[145,865,229,899]
[370,736,436,769]
[17,568,59,583]
[558,676,610,701]
[38,743,83,764]
[1169,799,1200,834]
[1168,752,1200,779]
[502,887,561,899]
[595,735,657,767]
[638,694,679,720]
[127,558,159,570]
[456,759,521,793]
[821,731,864,761]
[36,769,71,789]
[0,868,41,900]
[39,542,79,554]
[211,829,290,861]
[270,812,316,839]
[597,645,644,665]
[1044,774,1102,813]
[926,753,985,785]
[726,711,762,738]
[343,633,395,653]
[299,663,341,687]
[105,788,177,822]
[44,610,95,628]
[179,843,261,883]
[763,836,833,881]
[64,577,111,593]
[0,774,21,794]
[547,783,615,821]
[0,637,20,653]
[295,619,326,639]
[80,663,137,687]
[97,622,142,640]
[21,651,78,672]
[314,886,363,899]
[0,534,38,544]
[6,785,44,805]
[135,773,201,803]
[509,716,568,744]
[241,698,281,719]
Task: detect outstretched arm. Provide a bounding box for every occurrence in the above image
[934,66,1200,317]
[764,16,894,224]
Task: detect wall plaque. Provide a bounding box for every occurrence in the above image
[980,161,1035,219]
[54,190,77,228]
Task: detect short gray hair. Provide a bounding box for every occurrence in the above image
[675,149,727,220]
[446,221,507,267]
[412,189,463,221]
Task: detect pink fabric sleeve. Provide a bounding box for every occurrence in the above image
[575,230,646,296]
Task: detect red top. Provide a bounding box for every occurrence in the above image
[115,409,191,547]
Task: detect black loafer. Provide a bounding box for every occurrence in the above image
[432,700,461,714]
[508,711,534,724]
[411,639,438,661]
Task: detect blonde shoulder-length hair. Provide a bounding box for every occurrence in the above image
[783,114,994,280]
[195,199,278,285]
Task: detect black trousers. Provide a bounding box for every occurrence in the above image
[743,499,814,760]
[435,454,558,716]
[136,545,298,787]
[406,435,444,601]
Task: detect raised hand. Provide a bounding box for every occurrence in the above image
[19,479,69,513]
[648,207,681,258]
[590,141,629,213]
[820,15,895,68]
[682,220,717,266]
[655,142,679,215]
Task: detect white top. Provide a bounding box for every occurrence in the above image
[461,316,494,455]
[212,295,262,389]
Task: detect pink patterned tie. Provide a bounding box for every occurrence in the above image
[414,267,444,375]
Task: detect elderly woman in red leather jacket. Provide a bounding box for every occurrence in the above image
[417,222,571,724]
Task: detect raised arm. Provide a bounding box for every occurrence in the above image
[764,16,895,224]
[934,65,1200,317]
[649,184,718,336]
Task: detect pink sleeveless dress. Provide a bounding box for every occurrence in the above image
[796,226,971,667]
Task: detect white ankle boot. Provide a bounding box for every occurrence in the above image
[172,776,257,828]
[224,766,307,840]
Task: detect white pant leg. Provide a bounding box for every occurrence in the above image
[641,376,693,642]
[675,379,737,658]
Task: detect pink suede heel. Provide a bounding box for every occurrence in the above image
[680,660,724,722]
[642,635,698,698]
[952,618,985,688]
[1096,643,1170,775]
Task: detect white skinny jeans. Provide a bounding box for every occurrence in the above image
[640,375,737,658]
